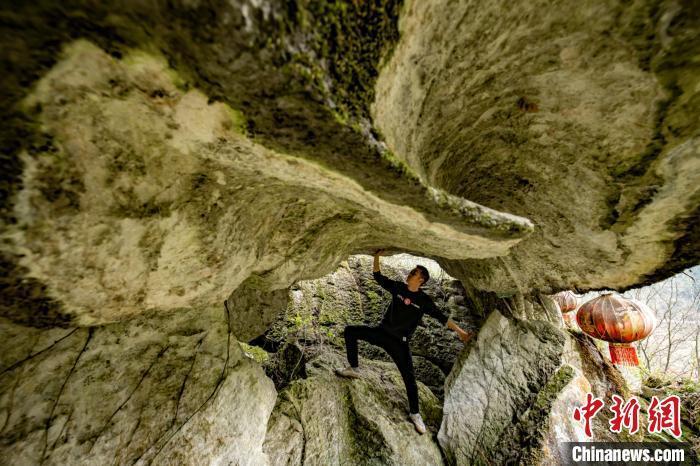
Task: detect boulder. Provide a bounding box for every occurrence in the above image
[438,309,567,464]
[0,306,276,465]
[263,351,444,466]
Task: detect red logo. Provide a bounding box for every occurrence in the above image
[573,392,683,438]
[648,395,681,438]
[573,393,604,437]
[609,394,640,434]
[403,298,411,305]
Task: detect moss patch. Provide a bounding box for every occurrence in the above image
[293,0,404,118]
[239,342,270,364]
[497,364,575,465]
[381,149,420,182]
[346,386,394,464]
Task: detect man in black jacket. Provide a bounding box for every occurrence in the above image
[335,249,474,434]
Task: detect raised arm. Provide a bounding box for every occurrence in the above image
[372,249,397,293]
[373,250,383,273]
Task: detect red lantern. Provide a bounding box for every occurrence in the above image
[576,293,656,366]
[553,291,578,326]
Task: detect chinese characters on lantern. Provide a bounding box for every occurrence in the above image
[573,393,682,438]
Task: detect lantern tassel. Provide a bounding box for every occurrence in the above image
[609,343,639,366]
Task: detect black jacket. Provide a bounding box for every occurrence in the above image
[373,270,448,340]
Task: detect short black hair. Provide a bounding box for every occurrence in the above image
[415,265,429,285]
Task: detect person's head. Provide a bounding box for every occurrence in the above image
[407,265,429,289]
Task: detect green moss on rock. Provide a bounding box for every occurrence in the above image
[381,149,420,182]
[239,342,270,364]
[501,364,576,465]
[294,0,404,118]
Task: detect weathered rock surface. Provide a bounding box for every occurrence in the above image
[1,35,531,332]
[376,0,700,294]
[0,306,276,465]
[538,330,629,463]
[0,1,698,465]
[1,0,698,332]
[438,309,568,465]
[541,329,700,464]
[439,300,694,466]
[263,351,444,466]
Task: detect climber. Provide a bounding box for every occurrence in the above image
[335,249,474,435]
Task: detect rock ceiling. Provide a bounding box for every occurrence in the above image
[1,0,698,330]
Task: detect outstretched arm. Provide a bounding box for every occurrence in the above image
[424,299,474,345]
[447,319,475,344]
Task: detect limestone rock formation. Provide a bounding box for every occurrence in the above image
[263,351,444,466]
[0,1,699,465]
[438,309,568,464]
[1,37,531,332]
[538,331,631,463]
[376,0,700,294]
[2,0,697,332]
[0,307,276,465]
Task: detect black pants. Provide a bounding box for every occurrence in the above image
[343,325,419,414]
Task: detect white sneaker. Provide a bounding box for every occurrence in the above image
[409,412,426,434]
[335,366,362,379]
